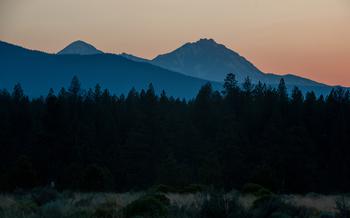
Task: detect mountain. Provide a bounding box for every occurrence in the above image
[152,38,262,82]
[57,40,103,55]
[0,40,221,98]
[150,38,329,89]
[0,40,344,97]
[120,53,150,63]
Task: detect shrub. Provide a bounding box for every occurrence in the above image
[151,184,178,193]
[151,193,171,206]
[66,208,93,218]
[94,199,119,218]
[124,194,169,218]
[180,184,206,194]
[40,200,66,218]
[252,195,311,218]
[80,164,114,192]
[31,187,60,206]
[242,183,273,197]
[14,198,38,215]
[167,205,200,218]
[335,196,350,218]
[242,183,264,193]
[319,211,335,218]
[151,184,206,194]
[252,195,284,218]
[270,211,292,218]
[74,196,94,207]
[200,191,247,218]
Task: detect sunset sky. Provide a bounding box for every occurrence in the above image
[0,0,349,86]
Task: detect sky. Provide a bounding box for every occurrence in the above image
[0,0,349,86]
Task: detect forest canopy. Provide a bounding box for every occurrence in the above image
[0,74,349,193]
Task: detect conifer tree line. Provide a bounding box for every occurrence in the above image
[0,73,349,193]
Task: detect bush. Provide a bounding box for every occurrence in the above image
[252,195,311,218]
[252,195,284,218]
[151,184,206,194]
[242,183,273,197]
[80,164,114,192]
[319,211,335,218]
[14,198,38,214]
[335,196,350,218]
[179,184,206,194]
[124,194,169,218]
[167,205,200,218]
[151,184,178,193]
[94,199,119,218]
[40,200,66,218]
[31,187,60,206]
[200,191,247,218]
[270,211,292,218]
[66,208,93,218]
[242,183,264,193]
[151,193,171,206]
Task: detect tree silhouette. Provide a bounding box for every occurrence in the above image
[0,75,349,193]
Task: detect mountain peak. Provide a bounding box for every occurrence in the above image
[152,38,263,81]
[179,38,231,53]
[186,38,220,48]
[196,38,217,44]
[57,40,103,55]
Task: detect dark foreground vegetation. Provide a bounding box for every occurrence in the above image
[0,74,350,194]
[1,185,350,218]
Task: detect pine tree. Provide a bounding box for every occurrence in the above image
[12,83,25,101]
[223,73,238,96]
[69,76,81,96]
[242,76,253,95]
[278,78,288,100]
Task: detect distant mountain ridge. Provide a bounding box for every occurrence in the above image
[152,38,266,82]
[120,39,330,89]
[0,39,346,97]
[57,40,103,55]
[0,40,221,98]
[119,53,150,63]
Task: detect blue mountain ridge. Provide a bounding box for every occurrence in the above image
[57,40,103,55]
[0,40,221,98]
[126,39,335,90]
[0,40,346,98]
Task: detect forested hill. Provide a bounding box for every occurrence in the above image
[0,40,221,98]
[0,74,349,193]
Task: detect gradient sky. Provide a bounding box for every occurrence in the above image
[0,0,349,86]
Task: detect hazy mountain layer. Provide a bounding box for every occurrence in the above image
[0,40,344,97]
[124,39,330,90]
[0,41,220,98]
[57,40,103,55]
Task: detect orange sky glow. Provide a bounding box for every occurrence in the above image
[0,0,349,86]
